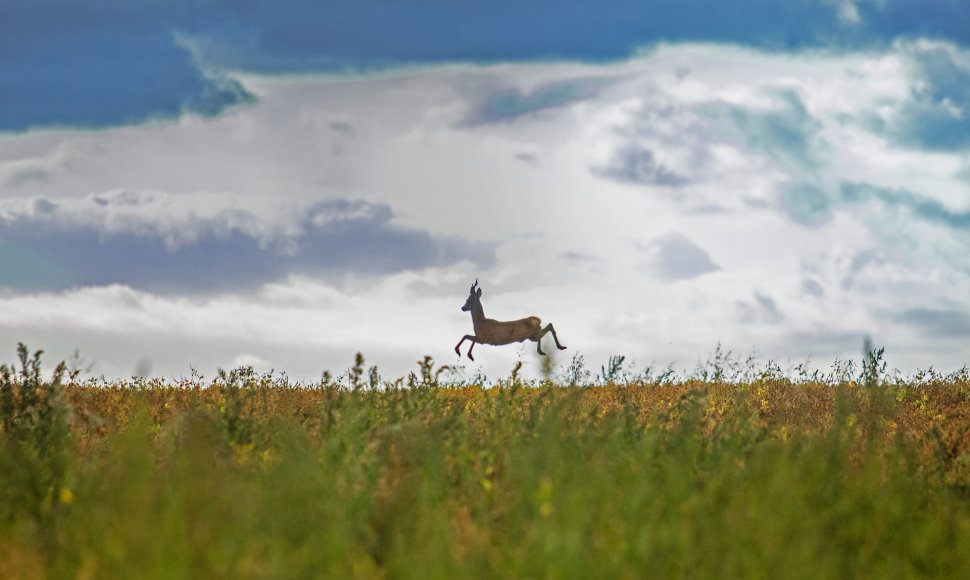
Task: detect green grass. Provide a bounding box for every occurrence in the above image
[2,345,970,578]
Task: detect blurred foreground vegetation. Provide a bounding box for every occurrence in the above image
[3,345,970,578]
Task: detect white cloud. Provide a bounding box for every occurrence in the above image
[1,42,969,380]
[0,191,493,293]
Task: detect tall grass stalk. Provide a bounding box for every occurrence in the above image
[2,347,970,577]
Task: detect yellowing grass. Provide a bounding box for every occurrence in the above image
[2,352,970,578]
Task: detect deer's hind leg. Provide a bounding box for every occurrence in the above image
[534,323,567,356]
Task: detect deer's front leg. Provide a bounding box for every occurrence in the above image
[456,335,477,358]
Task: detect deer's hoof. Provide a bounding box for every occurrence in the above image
[559,345,567,350]
[468,354,474,362]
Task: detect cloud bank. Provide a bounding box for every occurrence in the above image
[0,192,493,293]
[2,38,970,381]
[6,0,970,133]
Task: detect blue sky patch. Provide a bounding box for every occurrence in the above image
[6,0,970,132]
[889,43,970,151]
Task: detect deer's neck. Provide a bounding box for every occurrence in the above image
[470,301,486,334]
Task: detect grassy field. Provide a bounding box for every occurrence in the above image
[3,344,970,578]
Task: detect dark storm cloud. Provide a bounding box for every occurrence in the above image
[7,0,970,133]
[197,0,970,72]
[0,196,495,293]
[0,2,255,133]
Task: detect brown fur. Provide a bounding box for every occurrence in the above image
[474,316,542,346]
[455,281,565,361]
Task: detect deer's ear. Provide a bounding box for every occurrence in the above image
[476,287,482,298]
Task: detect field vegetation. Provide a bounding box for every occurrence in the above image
[2,344,970,578]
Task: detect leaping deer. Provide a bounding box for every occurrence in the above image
[455,280,566,361]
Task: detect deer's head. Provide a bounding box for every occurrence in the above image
[461,279,482,311]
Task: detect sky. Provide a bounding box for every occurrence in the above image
[1,0,970,382]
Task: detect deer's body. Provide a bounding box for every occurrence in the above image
[455,280,566,361]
